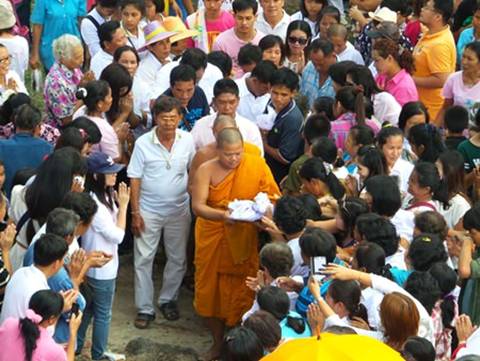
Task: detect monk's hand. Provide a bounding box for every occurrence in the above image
[223,210,235,224]
[131,213,145,236]
[246,272,263,292]
[260,216,284,241]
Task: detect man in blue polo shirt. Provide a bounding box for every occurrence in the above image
[163,63,210,132]
[0,103,52,197]
[263,67,304,184]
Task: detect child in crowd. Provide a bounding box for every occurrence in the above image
[317,6,341,40]
[444,105,469,151]
[237,44,263,75]
[120,0,146,51]
[290,0,327,36]
[327,24,364,65]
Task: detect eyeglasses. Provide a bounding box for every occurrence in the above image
[0,55,11,64]
[288,36,308,46]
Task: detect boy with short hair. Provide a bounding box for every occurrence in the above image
[444,105,468,150]
[238,44,262,74]
[327,23,364,65]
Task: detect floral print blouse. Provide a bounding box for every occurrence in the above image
[43,62,83,128]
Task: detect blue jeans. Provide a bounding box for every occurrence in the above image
[76,277,116,360]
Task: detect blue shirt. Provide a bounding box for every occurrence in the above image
[300,62,335,108]
[163,87,210,131]
[279,311,312,339]
[0,133,52,198]
[30,0,86,69]
[457,27,479,61]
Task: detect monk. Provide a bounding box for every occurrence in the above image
[192,128,279,360]
[188,114,261,193]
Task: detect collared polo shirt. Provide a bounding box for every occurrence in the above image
[163,87,210,131]
[376,69,419,107]
[127,128,195,216]
[300,61,335,107]
[255,11,290,40]
[90,49,113,79]
[136,51,168,88]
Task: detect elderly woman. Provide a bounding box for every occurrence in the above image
[44,35,93,128]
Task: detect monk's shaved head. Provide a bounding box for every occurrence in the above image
[216,127,244,148]
[213,115,237,132]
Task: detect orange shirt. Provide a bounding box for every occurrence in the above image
[413,26,456,121]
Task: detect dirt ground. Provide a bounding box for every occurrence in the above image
[94,254,211,359]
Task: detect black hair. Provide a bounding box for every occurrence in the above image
[364,175,401,217]
[152,95,182,117]
[465,41,480,63]
[296,193,323,221]
[429,262,457,329]
[349,125,375,148]
[257,286,306,334]
[376,126,404,149]
[414,211,448,241]
[433,0,453,24]
[309,37,335,56]
[213,78,239,98]
[361,217,399,257]
[258,35,286,65]
[445,105,469,133]
[170,64,197,87]
[335,86,367,125]
[408,124,446,163]
[303,114,331,145]
[411,161,449,208]
[346,65,382,98]
[113,45,140,63]
[15,104,42,131]
[98,20,122,49]
[337,197,369,239]
[312,96,334,120]
[250,60,277,84]
[463,204,480,231]
[299,227,337,263]
[243,311,281,351]
[402,336,436,361]
[221,326,263,361]
[381,0,413,17]
[259,243,293,278]
[270,67,299,91]
[0,92,31,125]
[33,233,68,266]
[328,61,356,87]
[311,136,339,164]
[357,145,387,180]
[355,242,393,280]
[69,116,102,145]
[100,62,133,124]
[76,80,110,113]
[408,233,448,271]
[55,127,85,153]
[398,101,430,131]
[145,0,164,13]
[120,0,145,14]
[180,48,208,71]
[299,0,326,18]
[207,51,233,78]
[20,290,64,361]
[404,271,441,314]
[272,195,307,235]
[232,0,258,14]
[98,0,120,7]
[299,157,345,200]
[316,6,341,34]
[61,192,99,225]
[11,168,36,190]
[85,170,116,211]
[238,44,262,66]
[328,279,368,322]
[285,20,312,59]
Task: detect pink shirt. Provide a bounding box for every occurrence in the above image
[376,69,419,106]
[212,28,265,78]
[87,115,120,160]
[0,318,67,361]
[330,112,380,150]
[186,10,235,52]
[442,71,480,115]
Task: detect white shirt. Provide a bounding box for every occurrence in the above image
[385,246,407,270]
[132,75,153,127]
[90,49,113,79]
[0,265,49,323]
[457,327,480,358]
[390,157,414,195]
[439,193,471,229]
[290,12,317,36]
[235,73,270,123]
[360,287,383,330]
[287,237,309,279]
[82,192,124,280]
[127,128,195,216]
[0,70,28,105]
[391,209,415,242]
[136,51,168,88]
[81,8,109,58]
[255,10,290,40]
[0,36,29,82]
[150,60,223,104]
[338,41,365,65]
[373,92,402,126]
[191,112,263,154]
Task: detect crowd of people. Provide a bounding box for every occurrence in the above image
[0,0,480,359]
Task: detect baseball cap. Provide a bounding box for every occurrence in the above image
[87,152,125,174]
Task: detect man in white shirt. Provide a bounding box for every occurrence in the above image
[235,60,276,123]
[90,20,128,79]
[255,0,290,40]
[191,78,263,153]
[0,233,74,323]
[80,0,118,59]
[135,21,177,87]
[128,95,195,328]
[151,48,223,104]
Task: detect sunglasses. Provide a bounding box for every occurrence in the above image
[288,36,308,46]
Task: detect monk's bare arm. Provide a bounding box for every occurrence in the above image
[188,152,203,195]
[191,163,229,221]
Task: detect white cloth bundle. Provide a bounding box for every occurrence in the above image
[228,192,273,221]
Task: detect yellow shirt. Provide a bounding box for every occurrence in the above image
[413,26,456,121]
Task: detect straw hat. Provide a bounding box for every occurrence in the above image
[140,20,177,50]
[162,16,198,43]
[368,7,397,23]
[0,0,16,30]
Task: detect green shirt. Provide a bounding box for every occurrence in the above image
[458,139,480,172]
[282,154,309,194]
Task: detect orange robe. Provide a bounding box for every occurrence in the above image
[194,153,280,326]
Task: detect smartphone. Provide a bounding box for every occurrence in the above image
[71,303,79,316]
[310,256,326,275]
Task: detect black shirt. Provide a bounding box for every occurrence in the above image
[163,86,210,131]
[445,135,468,150]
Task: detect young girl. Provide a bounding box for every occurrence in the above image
[290,0,327,37]
[299,157,346,202]
[316,5,340,40]
[408,124,446,163]
[143,0,165,24]
[75,80,125,162]
[76,151,130,360]
[335,197,369,248]
[398,101,429,135]
[258,35,285,68]
[311,136,349,180]
[120,0,146,52]
[325,279,368,326]
[284,20,311,75]
[377,126,414,195]
[352,145,387,195]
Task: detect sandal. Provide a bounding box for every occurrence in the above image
[134,313,155,329]
[159,301,180,321]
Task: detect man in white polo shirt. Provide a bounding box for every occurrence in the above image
[191,78,263,153]
[255,0,290,40]
[127,95,195,329]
